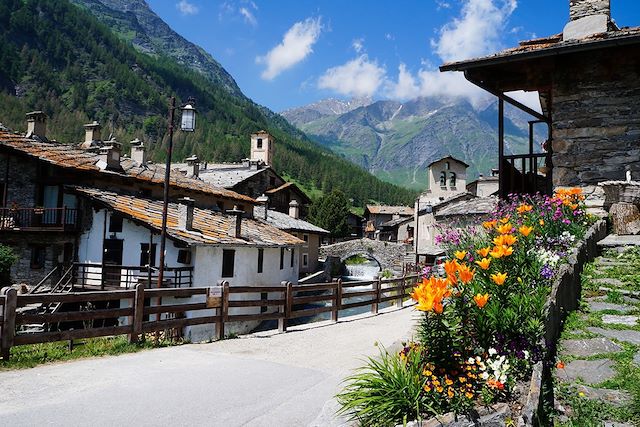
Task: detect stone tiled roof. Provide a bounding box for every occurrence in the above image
[0,130,254,204]
[72,187,302,247]
[435,196,497,218]
[428,155,469,168]
[365,205,414,216]
[441,27,640,71]
[174,162,266,188]
[253,206,329,234]
[380,216,413,228]
[264,181,312,203]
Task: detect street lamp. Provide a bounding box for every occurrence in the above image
[158,96,197,288]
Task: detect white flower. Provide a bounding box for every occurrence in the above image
[468,357,476,364]
[488,348,497,356]
[480,372,489,380]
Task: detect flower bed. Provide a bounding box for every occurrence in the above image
[337,189,600,426]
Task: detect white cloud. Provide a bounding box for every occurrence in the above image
[176,0,199,16]
[436,0,452,10]
[239,7,257,26]
[385,64,419,100]
[318,55,386,98]
[257,17,322,80]
[352,38,364,53]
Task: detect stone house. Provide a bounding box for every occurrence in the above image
[378,216,414,244]
[424,156,469,200]
[174,131,311,217]
[363,205,414,239]
[466,169,500,197]
[440,0,640,206]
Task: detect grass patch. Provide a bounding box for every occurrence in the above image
[0,335,179,370]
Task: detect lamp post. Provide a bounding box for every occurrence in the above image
[157,96,196,288]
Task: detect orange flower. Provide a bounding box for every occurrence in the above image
[489,246,504,259]
[491,272,508,285]
[493,234,517,247]
[519,225,534,237]
[501,246,514,257]
[444,259,459,284]
[411,276,450,313]
[473,293,489,308]
[516,204,533,214]
[556,361,565,369]
[499,216,511,224]
[475,257,491,270]
[454,250,467,260]
[476,247,491,258]
[482,220,497,229]
[539,219,545,226]
[458,264,475,284]
[495,223,513,234]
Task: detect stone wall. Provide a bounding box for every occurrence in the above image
[552,48,640,187]
[0,152,38,207]
[319,238,407,272]
[569,0,610,21]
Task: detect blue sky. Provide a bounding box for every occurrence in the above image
[148,0,640,112]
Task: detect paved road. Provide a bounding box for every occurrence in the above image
[0,305,418,426]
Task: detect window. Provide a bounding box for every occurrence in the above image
[0,182,5,206]
[279,248,284,270]
[222,249,235,278]
[257,248,264,273]
[449,172,457,188]
[139,243,157,267]
[303,234,309,244]
[30,246,46,269]
[177,249,191,264]
[257,138,263,149]
[303,253,308,267]
[439,171,447,187]
[290,248,295,267]
[109,214,123,232]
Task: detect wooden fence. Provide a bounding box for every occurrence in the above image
[0,274,420,360]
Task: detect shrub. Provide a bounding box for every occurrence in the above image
[0,244,17,286]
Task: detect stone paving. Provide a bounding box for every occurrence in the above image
[554,245,640,426]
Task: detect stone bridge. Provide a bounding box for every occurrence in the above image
[319,238,408,272]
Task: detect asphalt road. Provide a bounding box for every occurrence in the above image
[0,305,418,427]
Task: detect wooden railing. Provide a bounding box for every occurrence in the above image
[501,153,551,196]
[0,274,420,360]
[73,263,193,290]
[0,207,79,231]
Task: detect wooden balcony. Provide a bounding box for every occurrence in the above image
[0,207,80,231]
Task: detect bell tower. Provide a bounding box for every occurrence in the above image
[250,131,274,166]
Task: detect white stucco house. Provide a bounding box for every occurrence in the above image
[71,187,302,341]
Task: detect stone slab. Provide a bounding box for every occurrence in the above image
[561,337,622,357]
[575,384,632,407]
[602,315,639,326]
[557,359,616,385]
[592,278,625,287]
[587,300,635,313]
[633,352,640,365]
[598,234,640,248]
[587,327,640,345]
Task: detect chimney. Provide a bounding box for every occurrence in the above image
[256,194,269,220]
[130,138,147,166]
[185,154,200,178]
[82,121,102,149]
[227,205,245,238]
[98,139,122,171]
[288,199,300,219]
[564,0,611,41]
[25,111,47,140]
[177,197,195,231]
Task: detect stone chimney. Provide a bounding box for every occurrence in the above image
[97,139,122,171]
[256,194,269,220]
[250,131,274,166]
[177,197,195,231]
[288,199,300,219]
[82,121,102,149]
[25,111,47,140]
[185,154,200,178]
[130,138,147,166]
[564,0,611,41]
[227,206,245,238]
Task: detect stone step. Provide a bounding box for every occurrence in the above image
[598,234,640,248]
[586,300,636,313]
[592,278,625,287]
[574,384,632,407]
[599,287,640,299]
[587,327,640,345]
[602,314,639,326]
[560,337,622,358]
[557,359,616,384]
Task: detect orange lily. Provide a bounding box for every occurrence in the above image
[475,257,491,270]
[516,204,533,214]
[482,220,497,229]
[493,234,517,247]
[501,245,514,257]
[411,276,450,313]
[519,225,534,237]
[457,264,475,284]
[476,247,491,258]
[454,250,467,260]
[473,293,489,308]
[491,272,508,285]
[495,223,513,234]
[539,219,545,226]
[499,216,511,224]
[489,246,504,259]
[444,259,459,284]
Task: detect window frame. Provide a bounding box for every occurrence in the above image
[257,248,264,273]
[109,214,123,233]
[222,249,235,278]
[279,248,284,270]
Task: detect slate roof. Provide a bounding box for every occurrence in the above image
[380,216,413,229]
[435,196,497,218]
[71,187,302,247]
[254,206,329,234]
[440,27,640,72]
[365,205,414,216]
[428,155,469,168]
[174,162,266,189]
[265,182,312,203]
[0,130,254,204]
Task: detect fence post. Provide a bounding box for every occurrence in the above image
[278,281,290,333]
[1,287,17,361]
[130,283,145,344]
[372,276,381,314]
[331,278,342,323]
[397,273,406,309]
[216,282,230,340]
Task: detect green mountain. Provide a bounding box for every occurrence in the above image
[282,97,532,191]
[0,0,416,206]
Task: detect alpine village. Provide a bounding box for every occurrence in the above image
[1,0,640,426]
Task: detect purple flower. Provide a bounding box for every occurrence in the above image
[540,265,554,279]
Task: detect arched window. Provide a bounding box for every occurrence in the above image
[439,171,447,187]
[450,172,457,188]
